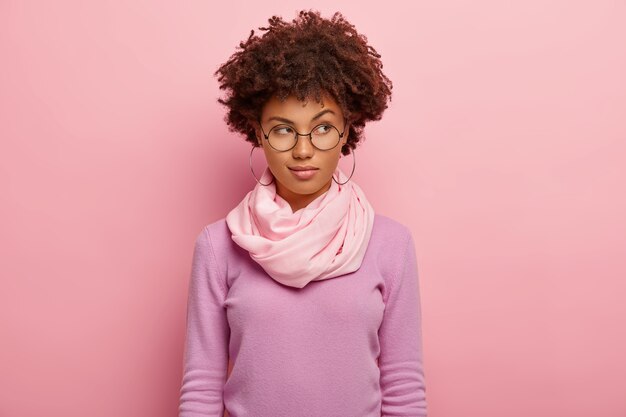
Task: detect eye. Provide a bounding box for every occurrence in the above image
[272,125,294,135]
[313,124,332,135]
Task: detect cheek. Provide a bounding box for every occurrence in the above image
[264,152,288,175]
[327,151,342,169]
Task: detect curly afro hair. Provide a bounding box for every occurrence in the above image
[213,9,393,155]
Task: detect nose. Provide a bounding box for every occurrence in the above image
[292,133,315,158]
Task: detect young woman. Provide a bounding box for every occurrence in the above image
[179,10,427,417]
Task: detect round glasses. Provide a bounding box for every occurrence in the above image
[259,118,347,152]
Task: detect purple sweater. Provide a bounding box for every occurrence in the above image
[178,213,427,417]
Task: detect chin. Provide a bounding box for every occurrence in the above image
[278,174,329,195]
[287,182,324,195]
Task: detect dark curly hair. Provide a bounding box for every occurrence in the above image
[213,9,393,155]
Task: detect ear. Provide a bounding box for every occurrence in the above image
[252,123,263,147]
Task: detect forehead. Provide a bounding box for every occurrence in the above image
[261,93,342,120]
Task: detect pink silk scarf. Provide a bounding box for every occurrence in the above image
[225,165,375,288]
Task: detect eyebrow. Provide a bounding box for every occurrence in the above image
[267,109,336,124]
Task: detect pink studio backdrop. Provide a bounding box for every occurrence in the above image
[1,1,625,416]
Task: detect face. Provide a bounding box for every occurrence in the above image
[255,93,349,213]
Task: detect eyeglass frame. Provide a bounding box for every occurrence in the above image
[257,117,348,152]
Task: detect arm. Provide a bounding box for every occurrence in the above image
[179,226,230,417]
[378,230,428,417]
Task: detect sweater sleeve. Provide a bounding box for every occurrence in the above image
[179,226,230,417]
[378,230,428,417]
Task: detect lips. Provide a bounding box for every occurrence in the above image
[288,166,319,180]
[288,165,319,171]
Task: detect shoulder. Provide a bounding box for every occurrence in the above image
[197,217,236,258]
[191,217,234,279]
[202,217,230,241]
[192,217,229,249]
[371,213,416,298]
[372,213,413,247]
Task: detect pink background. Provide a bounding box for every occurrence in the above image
[1,1,625,416]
